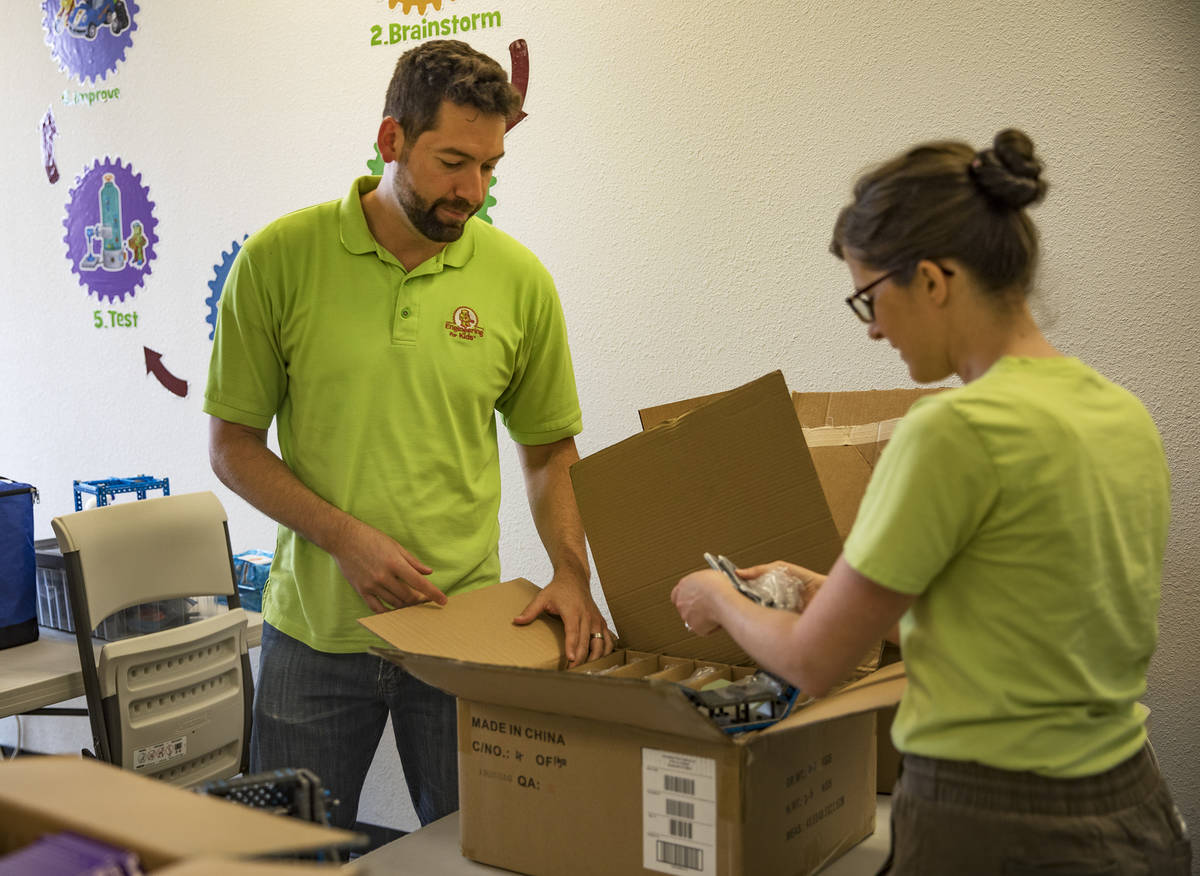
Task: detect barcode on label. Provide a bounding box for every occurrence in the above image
[657,840,703,871]
[666,798,695,819]
[669,819,694,839]
[664,774,695,795]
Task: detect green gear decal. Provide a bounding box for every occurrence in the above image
[367,144,385,176]
[475,176,498,225]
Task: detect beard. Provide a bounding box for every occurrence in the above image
[392,164,478,243]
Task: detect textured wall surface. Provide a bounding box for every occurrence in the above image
[2,0,1196,854]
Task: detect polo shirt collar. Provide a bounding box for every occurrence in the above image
[339,175,476,271]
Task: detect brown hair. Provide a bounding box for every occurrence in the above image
[831,129,1049,295]
[383,40,522,145]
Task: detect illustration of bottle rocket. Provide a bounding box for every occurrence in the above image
[98,173,126,271]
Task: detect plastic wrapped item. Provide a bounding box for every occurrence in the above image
[738,564,809,612]
[678,665,723,690]
[682,671,808,733]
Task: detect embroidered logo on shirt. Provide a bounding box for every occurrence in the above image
[446,305,484,341]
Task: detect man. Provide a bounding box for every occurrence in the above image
[203,40,612,830]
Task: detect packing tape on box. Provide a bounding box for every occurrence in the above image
[801,418,901,448]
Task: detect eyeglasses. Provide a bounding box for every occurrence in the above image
[844,264,955,323]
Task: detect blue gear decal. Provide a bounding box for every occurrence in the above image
[62,156,157,303]
[42,0,139,84]
[205,237,247,340]
[475,176,499,225]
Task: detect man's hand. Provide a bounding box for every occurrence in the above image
[514,436,610,667]
[513,575,613,667]
[329,516,447,614]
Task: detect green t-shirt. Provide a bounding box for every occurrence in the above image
[203,176,582,652]
[843,357,1169,777]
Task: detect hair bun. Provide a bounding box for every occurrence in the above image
[968,128,1048,209]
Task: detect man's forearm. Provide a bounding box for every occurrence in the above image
[208,416,353,556]
[517,437,589,585]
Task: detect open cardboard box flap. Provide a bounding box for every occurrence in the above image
[571,370,843,666]
[360,577,565,671]
[0,756,360,870]
[364,371,906,743]
[641,382,941,542]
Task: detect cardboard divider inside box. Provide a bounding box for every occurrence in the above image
[360,371,928,876]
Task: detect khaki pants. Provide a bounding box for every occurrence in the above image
[879,746,1192,875]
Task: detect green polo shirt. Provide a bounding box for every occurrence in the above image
[204,176,582,652]
[843,357,1169,777]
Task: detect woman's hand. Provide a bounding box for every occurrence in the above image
[736,561,826,609]
[671,569,738,635]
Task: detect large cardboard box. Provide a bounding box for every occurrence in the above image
[0,756,360,871]
[363,372,908,876]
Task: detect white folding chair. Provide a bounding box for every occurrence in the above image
[51,491,253,788]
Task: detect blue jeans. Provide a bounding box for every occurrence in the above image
[251,623,458,830]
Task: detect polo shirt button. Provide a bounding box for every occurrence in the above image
[400,308,411,319]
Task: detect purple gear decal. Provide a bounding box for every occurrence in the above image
[62,157,158,303]
[42,0,139,84]
[206,237,247,340]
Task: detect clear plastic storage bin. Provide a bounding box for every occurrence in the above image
[34,538,216,641]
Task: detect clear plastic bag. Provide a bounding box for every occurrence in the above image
[738,564,808,612]
[679,665,723,690]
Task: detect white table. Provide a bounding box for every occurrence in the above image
[0,613,263,719]
[347,797,892,875]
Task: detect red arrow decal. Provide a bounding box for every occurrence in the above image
[143,347,189,398]
[506,40,529,133]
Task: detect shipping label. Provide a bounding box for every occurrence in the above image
[642,748,716,875]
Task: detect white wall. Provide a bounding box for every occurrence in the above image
[3,0,1197,847]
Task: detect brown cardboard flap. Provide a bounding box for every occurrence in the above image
[764,662,907,736]
[792,388,942,428]
[0,757,360,870]
[637,387,731,430]
[792,388,943,540]
[573,372,843,666]
[375,649,730,744]
[358,578,565,670]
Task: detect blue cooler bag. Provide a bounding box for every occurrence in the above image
[0,478,39,649]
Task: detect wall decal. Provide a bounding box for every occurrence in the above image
[40,107,60,183]
[390,0,456,13]
[63,157,158,302]
[205,238,247,340]
[370,4,502,47]
[506,38,528,132]
[42,0,139,84]
[367,144,385,176]
[476,177,498,224]
[143,347,187,398]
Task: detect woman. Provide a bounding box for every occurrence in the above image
[672,130,1192,875]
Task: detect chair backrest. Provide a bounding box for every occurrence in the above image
[50,491,253,786]
[51,491,237,630]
